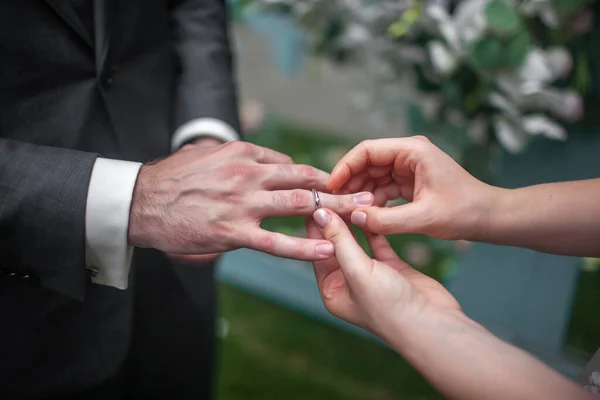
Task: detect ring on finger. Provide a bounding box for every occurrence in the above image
[312,188,321,210]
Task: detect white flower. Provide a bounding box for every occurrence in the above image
[428,40,457,75]
[453,0,487,48]
[489,92,520,119]
[545,47,573,79]
[342,24,371,47]
[468,116,489,144]
[520,0,559,28]
[519,50,554,90]
[521,115,567,140]
[555,92,584,122]
[494,117,528,153]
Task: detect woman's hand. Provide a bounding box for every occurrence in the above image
[328,136,499,241]
[308,208,596,400]
[307,208,460,339]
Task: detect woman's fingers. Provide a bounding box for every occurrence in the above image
[312,208,372,280]
[350,202,425,235]
[328,137,428,190]
[306,217,340,284]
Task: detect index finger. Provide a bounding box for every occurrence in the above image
[328,137,427,191]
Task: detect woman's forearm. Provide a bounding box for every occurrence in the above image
[384,310,593,400]
[473,179,600,258]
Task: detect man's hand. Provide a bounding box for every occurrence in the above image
[128,141,375,260]
[168,136,228,264]
[328,136,498,241]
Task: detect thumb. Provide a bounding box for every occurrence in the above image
[312,209,372,280]
[350,202,424,235]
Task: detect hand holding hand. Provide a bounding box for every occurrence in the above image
[328,136,497,241]
[128,141,375,261]
[307,208,459,339]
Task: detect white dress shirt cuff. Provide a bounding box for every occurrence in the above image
[171,118,239,151]
[85,158,142,289]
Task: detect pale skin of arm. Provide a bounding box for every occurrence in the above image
[327,136,600,258]
[307,208,595,400]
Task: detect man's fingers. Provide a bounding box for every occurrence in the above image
[312,209,372,279]
[350,203,424,235]
[261,164,330,191]
[250,229,335,261]
[253,190,375,217]
[328,137,427,190]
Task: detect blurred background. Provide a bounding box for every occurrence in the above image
[216,1,600,398]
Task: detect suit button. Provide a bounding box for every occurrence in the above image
[101,74,113,88]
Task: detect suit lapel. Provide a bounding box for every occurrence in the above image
[93,0,114,73]
[44,0,94,49]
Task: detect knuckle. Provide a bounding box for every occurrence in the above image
[412,135,431,144]
[294,241,309,258]
[276,164,293,176]
[359,140,374,154]
[271,191,289,209]
[297,164,317,177]
[225,163,257,180]
[282,154,294,164]
[290,190,309,211]
[229,141,255,156]
[257,234,275,253]
[368,214,391,234]
[327,228,346,245]
[337,195,348,212]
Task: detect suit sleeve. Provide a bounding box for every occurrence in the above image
[0,139,97,300]
[170,0,242,144]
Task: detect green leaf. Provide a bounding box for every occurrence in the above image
[442,81,462,105]
[470,36,503,71]
[406,102,429,134]
[388,20,409,38]
[552,0,587,16]
[485,0,521,35]
[504,30,531,70]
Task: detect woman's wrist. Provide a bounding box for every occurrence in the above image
[466,184,513,244]
[378,305,483,359]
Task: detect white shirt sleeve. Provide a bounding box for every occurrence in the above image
[85,158,142,289]
[171,118,240,151]
[86,118,239,290]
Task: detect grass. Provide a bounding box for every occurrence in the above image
[217,284,442,400]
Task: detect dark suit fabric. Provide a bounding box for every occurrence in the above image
[0,0,239,398]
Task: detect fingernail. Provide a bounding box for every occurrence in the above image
[353,192,374,206]
[351,211,367,226]
[313,209,331,228]
[316,243,334,257]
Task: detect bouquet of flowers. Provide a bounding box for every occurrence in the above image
[256,0,600,176]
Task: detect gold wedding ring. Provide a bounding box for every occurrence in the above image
[312,188,321,210]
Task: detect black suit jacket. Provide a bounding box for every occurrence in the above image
[0,0,239,397]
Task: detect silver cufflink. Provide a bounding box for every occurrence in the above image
[85,265,100,278]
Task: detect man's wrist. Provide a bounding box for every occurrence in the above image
[128,164,157,249]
